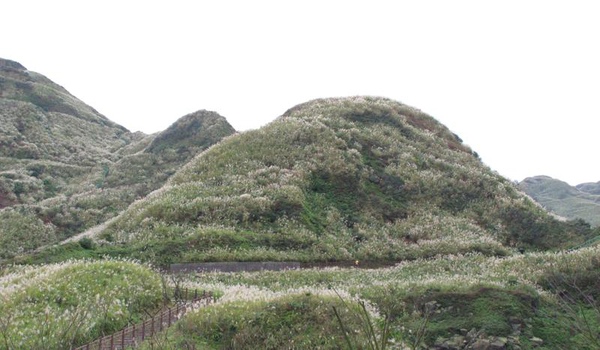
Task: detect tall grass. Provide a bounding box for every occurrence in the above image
[0,259,163,349]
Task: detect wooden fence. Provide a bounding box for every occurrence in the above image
[73,289,214,350]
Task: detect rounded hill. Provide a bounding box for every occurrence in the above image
[101,97,588,264]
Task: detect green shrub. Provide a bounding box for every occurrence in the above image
[78,237,95,250]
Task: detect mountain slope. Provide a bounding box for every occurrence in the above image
[0,58,235,259]
[0,58,134,207]
[519,175,600,227]
[577,181,600,195]
[0,58,130,164]
[100,97,587,264]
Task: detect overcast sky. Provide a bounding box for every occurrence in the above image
[2,1,599,185]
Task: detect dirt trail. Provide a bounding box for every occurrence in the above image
[62,213,122,244]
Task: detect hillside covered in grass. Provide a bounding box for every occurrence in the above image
[0,259,164,349]
[97,97,591,265]
[0,58,235,259]
[519,175,600,227]
[0,58,133,207]
[2,60,600,348]
[139,245,600,349]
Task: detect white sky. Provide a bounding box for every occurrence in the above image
[2,1,599,185]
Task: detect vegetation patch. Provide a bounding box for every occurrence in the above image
[138,294,375,350]
[0,259,163,349]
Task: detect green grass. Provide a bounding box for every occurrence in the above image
[0,259,163,349]
[0,63,235,259]
[137,293,377,350]
[126,246,600,348]
[7,243,600,349]
[97,97,590,268]
[3,77,600,349]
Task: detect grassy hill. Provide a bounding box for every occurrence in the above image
[0,58,133,207]
[0,58,235,259]
[519,175,600,227]
[92,97,590,266]
[3,60,600,348]
[577,181,600,195]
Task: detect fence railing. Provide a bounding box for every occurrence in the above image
[568,235,600,251]
[73,289,214,350]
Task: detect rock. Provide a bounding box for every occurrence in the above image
[530,337,543,347]
[508,335,521,345]
[490,336,508,349]
[511,325,522,335]
[472,339,491,350]
[467,328,480,339]
[433,337,452,349]
[433,335,465,350]
[509,317,523,334]
[424,300,438,313]
[509,316,522,324]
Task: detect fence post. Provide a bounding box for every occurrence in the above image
[160,311,164,331]
[110,334,114,349]
[132,324,136,343]
[98,337,102,350]
[168,307,172,327]
[151,316,154,337]
[121,328,125,349]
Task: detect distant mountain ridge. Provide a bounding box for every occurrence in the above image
[519,175,600,227]
[576,181,600,195]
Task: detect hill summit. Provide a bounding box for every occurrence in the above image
[0,58,130,164]
[0,58,235,259]
[100,96,587,264]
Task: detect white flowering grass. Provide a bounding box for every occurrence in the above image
[138,291,382,350]
[177,246,600,300]
[0,259,163,349]
[98,96,576,267]
[130,246,600,349]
